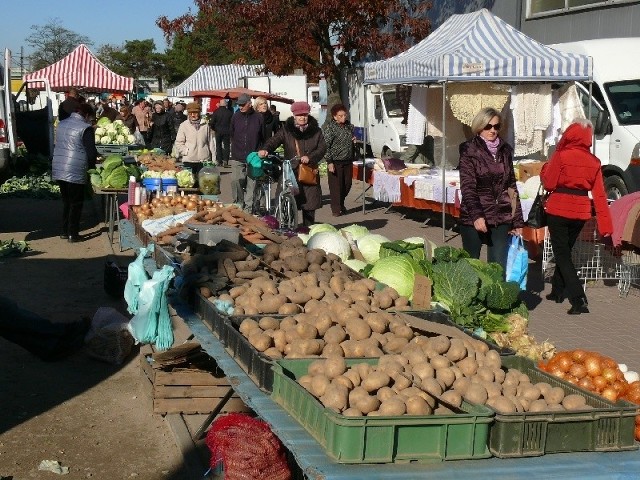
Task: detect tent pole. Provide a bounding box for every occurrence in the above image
[588,81,594,154]
[441,81,447,243]
[362,84,368,214]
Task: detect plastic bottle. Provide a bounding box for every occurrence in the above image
[127,176,136,204]
[198,162,221,195]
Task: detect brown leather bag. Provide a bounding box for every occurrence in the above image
[295,140,318,186]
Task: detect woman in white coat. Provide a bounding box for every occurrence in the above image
[174,102,216,177]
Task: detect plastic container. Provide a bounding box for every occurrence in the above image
[161,177,178,193]
[186,223,239,246]
[271,358,494,463]
[142,177,162,193]
[198,163,221,195]
[488,356,639,458]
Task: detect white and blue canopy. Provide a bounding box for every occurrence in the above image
[168,64,265,97]
[364,9,592,84]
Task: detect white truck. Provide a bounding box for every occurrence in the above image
[550,38,640,199]
[1,48,54,176]
[341,68,407,158]
[238,74,321,120]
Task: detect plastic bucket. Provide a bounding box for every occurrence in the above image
[161,178,178,193]
[142,178,162,192]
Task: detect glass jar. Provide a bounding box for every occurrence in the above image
[198,163,221,195]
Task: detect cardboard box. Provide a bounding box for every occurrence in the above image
[517,161,546,182]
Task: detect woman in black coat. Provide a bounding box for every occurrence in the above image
[149,101,175,153]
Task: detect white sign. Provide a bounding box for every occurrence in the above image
[462,62,484,74]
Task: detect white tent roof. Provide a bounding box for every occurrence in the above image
[364,9,592,84]
[168,64,264,97]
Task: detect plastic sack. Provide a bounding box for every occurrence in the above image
[127,265,175,349]
[506,235,528,291]
[282,160,299,196]
[84,307,134,365]
[124,245,154,315]
[133,129,145,146]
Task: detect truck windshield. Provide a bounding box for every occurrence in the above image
[605,81,640,126]
[382,91,404,118]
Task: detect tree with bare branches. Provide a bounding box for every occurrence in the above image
[26,18,92,70]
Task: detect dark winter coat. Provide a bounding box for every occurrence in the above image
[540,122,613,235]
[149,111,175,153]
[210,105,233,135]
[458,135,524,228]
[230,108,264,162]
[322,119,354,163]
[262,116,327,211]
[261,110,278,139]
[171,111,187,140]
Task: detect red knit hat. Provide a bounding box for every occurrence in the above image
[290,101,311,116]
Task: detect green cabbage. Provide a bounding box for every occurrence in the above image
[297,233,310,245]
[357,233,390,264]
[176,170,195,187]
[104,166,129,188]
[97,117,111,127]
[368,255,421,300]
[308,223,337,237]
[307,231,352,261]
[339,224,369,241]
[343,258,368,273]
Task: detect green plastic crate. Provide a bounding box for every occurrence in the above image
[489,356,639,458]
[271,358,494,464]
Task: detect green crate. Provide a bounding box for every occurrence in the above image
[489,356,639,458]
[271,358,494,464]
[96,144,129,156]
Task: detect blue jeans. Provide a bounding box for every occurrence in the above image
[459,223,511,273]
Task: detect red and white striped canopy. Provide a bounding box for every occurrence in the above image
[23,44,134,93]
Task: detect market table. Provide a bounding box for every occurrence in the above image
[169,297,640,479]
[352,164,547,255]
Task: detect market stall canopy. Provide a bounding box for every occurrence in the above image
[167,64,264,97]
[191,87,294,104]
[364,9,592,84]
[23,44,133,92]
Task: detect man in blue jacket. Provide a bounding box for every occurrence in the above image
[230,93,264,210]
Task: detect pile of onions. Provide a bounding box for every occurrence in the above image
[539,349,628,403]
[620,381,640,441]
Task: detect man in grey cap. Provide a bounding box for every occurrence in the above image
[230,93,264,210]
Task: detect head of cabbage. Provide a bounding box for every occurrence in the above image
[306,231,352,261]
[357,233,390,264]
[368,255,422,300]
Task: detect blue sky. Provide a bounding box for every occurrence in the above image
[0,0,195,60]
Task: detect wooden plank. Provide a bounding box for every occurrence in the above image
[154,397,251,415]
[154,370,227,386]
[154,385,236,399]
[165,414,208,479]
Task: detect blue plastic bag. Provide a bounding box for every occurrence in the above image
[506,235,528,291]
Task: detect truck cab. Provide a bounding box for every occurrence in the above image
[551,39,640,199]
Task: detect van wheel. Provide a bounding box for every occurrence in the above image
[604,175,628,201]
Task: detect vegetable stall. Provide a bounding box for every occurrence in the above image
[120,201,640,478]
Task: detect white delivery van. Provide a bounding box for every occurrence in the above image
[0,49,18,174]
[550,38,640,199]
[342,69,406,158]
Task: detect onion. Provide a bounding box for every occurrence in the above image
[569,363,588,379]
[602,368,618,384]
[548,366,566,379]
[602,357,618,369]
[583,355,602,377]
[578,376,595,391]
[571,349,588,363]
[601,387,618,402]
[592,376,608,392]
[565,375,579,385]
[555,355,573,373]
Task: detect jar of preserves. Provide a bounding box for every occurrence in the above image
[198,163,221,195]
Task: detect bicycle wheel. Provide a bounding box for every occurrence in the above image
[277,192,298,230]
[251,182,266,216]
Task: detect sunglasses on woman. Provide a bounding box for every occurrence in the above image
[483,123,501,131]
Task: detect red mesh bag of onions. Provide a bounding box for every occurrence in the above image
[205,413,291,480]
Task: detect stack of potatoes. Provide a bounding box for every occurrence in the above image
[294,333,591,416]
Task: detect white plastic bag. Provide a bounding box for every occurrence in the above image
[84,307,134,364]
[283,160,299,196]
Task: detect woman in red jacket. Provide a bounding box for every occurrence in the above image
[540,119,613,314]
[459,107,524,272]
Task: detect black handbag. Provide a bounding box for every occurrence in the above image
[527,185,548,229]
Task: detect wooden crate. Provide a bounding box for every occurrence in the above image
[140,343,251,415]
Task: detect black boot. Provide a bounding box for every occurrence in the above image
[545,291,564,303]
[567,296,589,315]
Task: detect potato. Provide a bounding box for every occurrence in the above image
[562,394,588,410]
[323,324,346,344]
[311,374,331,397]
[456,357,479,377]
[248,332,272,352]
[353,362,373,380]
[405,396,432,415]
[429,355,451,370]
[308,359,327,376]
[435,368,456,389]
[332,375,353,391]
[429,336,451,355]
[528,399,549,412]
[487,396,517,414]
[383,336,409,354]
[243,305,259,315]
[284,256,309,273]
[464,383,488,405]
[342,408,362,417]
[493,368,506,384]
[521,385,542,401]
[258,316,280,331]
[325,356,347,379]
[345,319,372,341]
[337,308,361,325]
[452,377,471,395]
[257,294,287,314]
[375,292,394,310]
[287,291,313,305]
[297,339,325,356]
[412,361,435,381]
[321,343,344,357]
[263,347,282,358]
[329,276,345,296]
[378,397,406,416]
[348,386,369,406]
[439,390,463,409]
[535,382,552,397]
[476,366,495,383]
[420,377,443,397]
[272,330,288,352]
[391,372,412,392]
[375,386,396,402]
[354,394,381,414]
[321,383,349,412]
[445,339,467,362]
[361,371,391,392]
[543,386,565,405]
[295,322,318,340]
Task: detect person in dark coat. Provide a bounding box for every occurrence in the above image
[170,102,188,148]
[51,103,98,242]
[259,101,326,227]
[149,100,175,153]
[118,105,138,134]
[209,98,233,167]
[458,107,524,272]
[323,103,355,217]
[58,87,80,121]
[540,119,613,314]
[230,93,264,210]
[254,96,278,139]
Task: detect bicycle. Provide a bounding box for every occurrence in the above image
[275,157,299,230]
[250,154,281,217]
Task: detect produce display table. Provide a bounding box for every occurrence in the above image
[170,298,640,479]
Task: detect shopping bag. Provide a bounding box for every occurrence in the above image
[506,235,528,291]
[527,185,548,229]
[297,163,318,185]
[283,160,299,196]
[124,245,154,315]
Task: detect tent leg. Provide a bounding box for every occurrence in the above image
[441,81,448,243]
